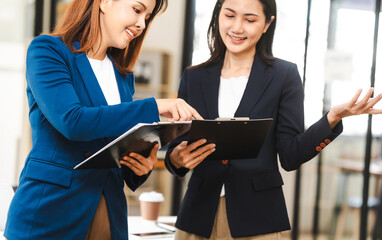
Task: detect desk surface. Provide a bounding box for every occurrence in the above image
[1,217,177,240]
[128,216,176,240]
[330,159,382,176]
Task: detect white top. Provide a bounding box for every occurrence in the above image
[218,75,249,196]
[218,76,249,118]
[88,56,121,105]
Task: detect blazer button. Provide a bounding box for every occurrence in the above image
[316,146,322,152]
[222,160,228,165]
[324,139,331,144]
[320,143,326,148]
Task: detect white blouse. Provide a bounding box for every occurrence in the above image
[218,75,249,196]
[88,56,121,105]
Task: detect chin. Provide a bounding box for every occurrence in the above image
[226,47,245,54]
[114,43,128,50]
[111,38,129,50]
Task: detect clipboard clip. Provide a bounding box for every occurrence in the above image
[215,117,250,120]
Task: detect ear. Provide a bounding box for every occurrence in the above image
[100,0,112,14]
[263,16,275,33]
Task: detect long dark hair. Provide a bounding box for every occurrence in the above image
[194,0,276,69]
[51,0,168,75]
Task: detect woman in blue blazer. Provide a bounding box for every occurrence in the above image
[164,0,382,239]
[4,0,201,239]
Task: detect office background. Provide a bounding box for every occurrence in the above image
[1,0,382,239]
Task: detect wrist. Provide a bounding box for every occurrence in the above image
[169,154,182,169]
[327,110,341,129]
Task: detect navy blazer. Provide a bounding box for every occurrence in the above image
[165,55,343,238]
[5,35,160,240]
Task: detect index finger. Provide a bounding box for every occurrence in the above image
[189,106,203,120]
[187,139,208,152]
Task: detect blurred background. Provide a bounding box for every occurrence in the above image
[1,0,382,239]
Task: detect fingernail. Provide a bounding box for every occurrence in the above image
[201,139,207,143]
[211,144,216,148]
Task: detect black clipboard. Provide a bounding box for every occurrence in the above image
[187,118,273,160]
[74,121,191,169]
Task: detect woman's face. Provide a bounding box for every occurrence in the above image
[99,0,155,51]
[218,0,274,57]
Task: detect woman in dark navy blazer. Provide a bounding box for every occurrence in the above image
[4,0,202,239]
[164,0,382,239]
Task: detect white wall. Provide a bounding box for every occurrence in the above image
[141,0,186,95]
[0,0,31,186]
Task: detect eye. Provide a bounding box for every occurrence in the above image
[245,19,255,23]
[133,7,141,14]
[225,14,234,18]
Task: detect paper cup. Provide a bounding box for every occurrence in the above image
[139,191,164,221]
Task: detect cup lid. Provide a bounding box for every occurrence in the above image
[139,191,164,202]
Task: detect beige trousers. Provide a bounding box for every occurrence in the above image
[175,197,281,240]
[86,194,112,240]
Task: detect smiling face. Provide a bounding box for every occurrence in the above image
[218,0,274,58]
[99,0,155,52]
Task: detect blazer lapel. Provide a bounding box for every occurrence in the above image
[75,53,108,106]
[200,60,223,119]
[235,54,274,117]
[113,65,132,103]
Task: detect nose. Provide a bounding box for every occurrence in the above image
[136,16,146,31]
[231,18,243,33]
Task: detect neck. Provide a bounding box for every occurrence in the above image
[221,51,255,78]
[87,36,107,60]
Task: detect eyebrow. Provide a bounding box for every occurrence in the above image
[135,1,153,17]
[224,8,259,17]
[135,1,147,10]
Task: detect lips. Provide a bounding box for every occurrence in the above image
[125,28,137,40]
[228,34,247,41]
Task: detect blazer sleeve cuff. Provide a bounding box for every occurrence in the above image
[143,97,160,123]
[123,167,152,191]
[323,112,343,136]
[309,112,343,153]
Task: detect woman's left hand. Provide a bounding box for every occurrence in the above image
[327,88,382,128]
[120,144,159,176]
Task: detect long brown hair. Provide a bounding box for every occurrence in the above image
[193,0,276,69]
[51,0,167,75]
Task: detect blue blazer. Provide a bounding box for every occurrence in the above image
[5,35,160,240]
[165,55,343,238]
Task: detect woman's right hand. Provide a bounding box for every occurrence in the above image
[156,98,203,121]
[327,88,382,128]
[169,139,216,169]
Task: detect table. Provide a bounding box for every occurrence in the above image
[128,216,176,239]
[0,217,177,240]
[330,159,382,176]
[329,159,382,240]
